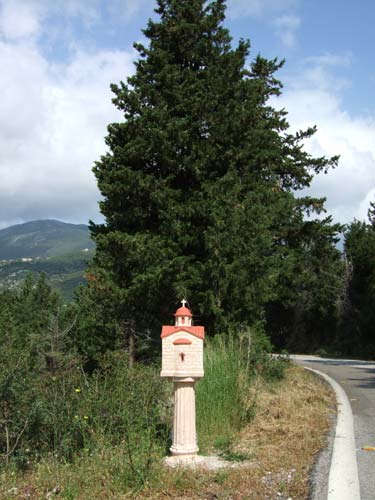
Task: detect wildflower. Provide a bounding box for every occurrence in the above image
[74,415,79,420]
[75,388,81,393]
[83,416,89,420]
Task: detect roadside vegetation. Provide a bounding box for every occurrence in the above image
[0,296,332,499]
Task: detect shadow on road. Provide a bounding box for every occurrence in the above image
[297,357,375,366]
[297,358,375,388]
[347,368,375,389]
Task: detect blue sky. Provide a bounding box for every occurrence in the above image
[0,0,374,229]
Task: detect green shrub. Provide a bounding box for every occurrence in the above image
[0,347,172,490]
[81,352,171,487]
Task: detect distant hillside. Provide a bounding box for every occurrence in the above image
[0,220,95,300]
[0,251,94,301]
[0,220,94,260]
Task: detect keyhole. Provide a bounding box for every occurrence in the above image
[180,352,185,362]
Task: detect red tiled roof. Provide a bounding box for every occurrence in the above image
[161,325,205,340]
[174,306,193,317]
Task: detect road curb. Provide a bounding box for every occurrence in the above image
[303,366,361,500]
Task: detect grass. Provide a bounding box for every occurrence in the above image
[196,334,253,451]
[196,331,288,454]
[0,364,334,500]
[235,365,334,498]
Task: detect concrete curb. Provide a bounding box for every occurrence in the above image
[303,366,361,500]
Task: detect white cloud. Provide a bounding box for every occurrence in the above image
[122,0,152,19]
[0,0,100,49]
[276,56,375,225]
[273,14,300,48]
[54,0,100,25]
[0,38,134,227]
[305,53,352,68]
[0,0,151,229]
[0,0,150,44]
[294,53,353,92]
[228,0,300,19]
[0,0,41,39]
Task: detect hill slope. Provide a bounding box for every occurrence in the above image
[0,251,93,301]
[0,220,95,300]
[0,220,94,259]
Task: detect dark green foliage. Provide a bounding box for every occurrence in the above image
[339,215,375,356]
[0,276,169,482]
[266,213,344,353]
[82,352,171,486]
[0,275,79,463]
[85,0,341,359]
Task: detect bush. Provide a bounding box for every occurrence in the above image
[81,352,171,486]
[0,350,171,489]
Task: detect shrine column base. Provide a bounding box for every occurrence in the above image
[170,377,199,456]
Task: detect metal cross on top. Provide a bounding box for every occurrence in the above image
[181,298,187,308]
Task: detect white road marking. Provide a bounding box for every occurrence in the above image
[303,366,361,500]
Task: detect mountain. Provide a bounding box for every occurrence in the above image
[0,219,94,260]
[0,220,95,300]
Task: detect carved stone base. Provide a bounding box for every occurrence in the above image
[164,454,257,470]
[164,454,206,468]
[170,378,198,456]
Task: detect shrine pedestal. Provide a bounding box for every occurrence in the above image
[170,377,199,456]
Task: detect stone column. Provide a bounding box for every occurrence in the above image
[170,377,199,456]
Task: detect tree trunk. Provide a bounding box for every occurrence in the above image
[117,319,136,369]
[289,298,305,351]
[128,327,135,370]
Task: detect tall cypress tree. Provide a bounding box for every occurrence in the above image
[84,0,340,360]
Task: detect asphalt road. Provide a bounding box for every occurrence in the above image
[295,356,375,500]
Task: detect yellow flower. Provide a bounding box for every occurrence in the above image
[83,416,89,420]
[75,388,81,393]
[74,415,79,420]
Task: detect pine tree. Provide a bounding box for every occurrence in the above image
[368,199,375,226]
[86,0,340,360]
